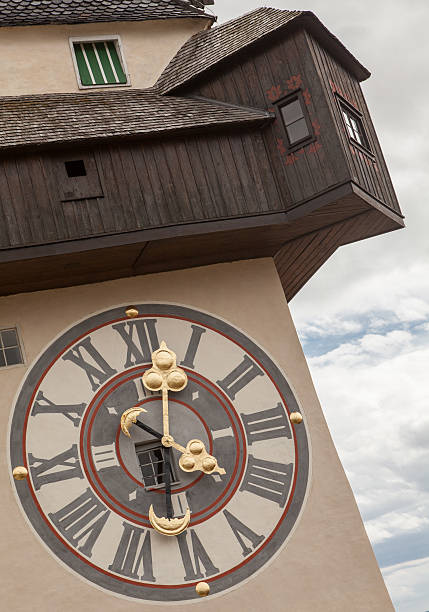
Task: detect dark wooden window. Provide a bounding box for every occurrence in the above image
[47,151,104,201]
[339,100,370,150]
[135,442,175,488]
[0,328,23,367]
[279,94,312,148]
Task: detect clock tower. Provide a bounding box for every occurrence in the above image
[1,2,402,610]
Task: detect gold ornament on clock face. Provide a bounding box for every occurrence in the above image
[9,303,309,602]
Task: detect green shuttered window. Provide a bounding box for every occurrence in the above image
[72,39,128,87]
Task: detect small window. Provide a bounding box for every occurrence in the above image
[280,96,311,146]
[135,442,175,488]
[70,37,129,88]
[0,328,23,368]
[340,103,370,150]
[65,160,86,177]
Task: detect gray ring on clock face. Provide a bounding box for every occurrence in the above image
[10,303,310,602]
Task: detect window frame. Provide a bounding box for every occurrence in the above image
[276,90,315,152]
[336,95,373,156]
[0,326,25,370]
[134,440,179,490]
[69,35,131,90]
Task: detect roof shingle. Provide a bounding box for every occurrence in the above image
[0,0,213,27]
[156,7,369,94]
[0,89,272,149]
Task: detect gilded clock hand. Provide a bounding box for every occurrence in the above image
[162,435,225,475]
[120,406,147,437]
[142,341,188,442]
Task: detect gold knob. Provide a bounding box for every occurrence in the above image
[202,456,216,473]
[13,466,28,480]
[189,441,204,455]
[144,371,163,391]
[154,349,174,371]
[125,306,139,318]
[290,412,303,424]
[181,456,195,470]
[196,582,210,597]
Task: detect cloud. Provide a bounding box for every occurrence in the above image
[383,557,429,612]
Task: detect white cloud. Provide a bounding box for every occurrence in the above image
[383,557,429,612]
[366,512,429,546]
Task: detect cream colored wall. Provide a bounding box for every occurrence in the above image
[0,259,393,611]
[0,18,209,96]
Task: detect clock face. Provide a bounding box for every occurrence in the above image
[9,304,309,602]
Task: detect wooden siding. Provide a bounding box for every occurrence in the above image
[184,29,351,208]
[275,207,401,301]
[0,188,403,298]
[306,31,400,214]
[0,128,285,250]
[181,27,400,216]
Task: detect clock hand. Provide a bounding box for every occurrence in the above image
[121,408,225,476]
[164,446,173,519]
[142,340,188,443]
[180,440,225,475]
[134,419,163,440]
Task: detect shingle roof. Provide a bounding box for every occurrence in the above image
[0,89,272,149]
[0,0,213,28]
[156,7,370,94]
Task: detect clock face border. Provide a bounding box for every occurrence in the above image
[9,303,310,602]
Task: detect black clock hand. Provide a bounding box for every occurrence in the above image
[164,446,173,519]
[134,419,163,440]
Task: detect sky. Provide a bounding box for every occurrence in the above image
[213,1,429,610]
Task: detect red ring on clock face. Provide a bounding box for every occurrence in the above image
[80,367,247,528]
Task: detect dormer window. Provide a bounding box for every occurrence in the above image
[338,98,370,151]
[70,36,129,88]
[278,92,313,150]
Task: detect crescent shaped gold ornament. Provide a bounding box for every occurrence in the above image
[148,505,191,536]
[120,406,147,437]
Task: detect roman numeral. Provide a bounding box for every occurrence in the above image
[223,509,264,557]
[177,529,219,581]
[217,355,263,400]
[108,522,155,582]
[92,442,119,470]
[240,454,293,507]
[112,319,159,368]
[49,488,109,558]
[31,390,86,427]
[180,325,206,369]
[28,444,83,490]
[62,336,117,392]
[241,403,291,445]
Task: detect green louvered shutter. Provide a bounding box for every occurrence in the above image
[73,41,127,86]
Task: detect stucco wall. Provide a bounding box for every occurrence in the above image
[0,18,209,96]
[0,259,393,611]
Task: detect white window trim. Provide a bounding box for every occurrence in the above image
[0,324,26,371]
[69,35,131,89]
